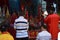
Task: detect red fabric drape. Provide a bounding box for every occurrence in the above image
[10,13,18,24]
[25,10,28,19]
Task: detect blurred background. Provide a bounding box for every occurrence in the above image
[0,0,60,40]
[0,0,60,16]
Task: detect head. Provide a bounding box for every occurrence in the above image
[49,7,55,14]
[13,12,16,15]
[40,25,47,31]
[0,24,7,32]
[0,21,10,32]
[18,11,24,16]
[12,11,18,16]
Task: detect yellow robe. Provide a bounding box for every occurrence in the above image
[0,32,14,40]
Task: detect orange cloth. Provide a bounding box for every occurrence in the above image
[25,11,28,19]
[44,14,59,40]
[0,32,14,40]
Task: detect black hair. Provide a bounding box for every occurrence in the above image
[18,11,24,16]
[0,21,10,32]
[0,24,7,32]
[40,25,47,29]
[47,7,55,14]
[50,7,55,12]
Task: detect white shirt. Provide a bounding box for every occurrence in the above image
[14,16,29,38]
[36,31,51,40]
[58,32,60,40]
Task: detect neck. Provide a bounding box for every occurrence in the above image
[42,29,46,31]
[2,31,8,34]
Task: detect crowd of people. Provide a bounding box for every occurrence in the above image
[0,6,60,40]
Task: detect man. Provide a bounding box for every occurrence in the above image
[36,25,51,40]
[58,21,60,40]
[58,32,60,40]
[58,23,60,40]
[14,12,29,40]
[0,23,14,40]
[44,7,60,40]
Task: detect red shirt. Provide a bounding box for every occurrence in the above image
[45,14,59,40]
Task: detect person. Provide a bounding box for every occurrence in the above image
[0,23,14,40]
[36,25,51,40]
[58,21,60,40]
[14,11,29,40]
[58,32,60,40]
[44,7,60,40]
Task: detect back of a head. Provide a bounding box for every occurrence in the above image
[18,11,24,16]
[40,25,47,31]
[49,7,55,14]
[0,22,10,32]
[0,24,7,32]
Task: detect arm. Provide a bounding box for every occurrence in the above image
[14,23,16,29]
[44,16,49,24]
[27,22,29,30]
[49,37,52,40]
[58,32,60,40]
[36,34,40,40]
